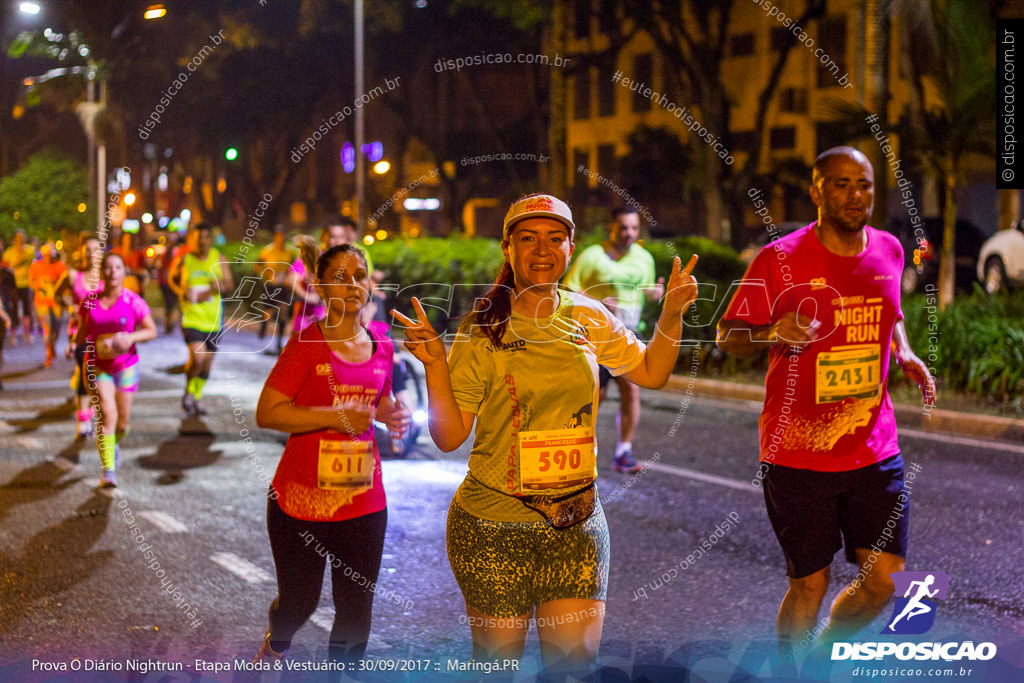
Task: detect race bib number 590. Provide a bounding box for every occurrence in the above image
[518,427,596,492]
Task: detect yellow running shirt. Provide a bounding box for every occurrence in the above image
[180,248,224,333]
[449,289,645,522]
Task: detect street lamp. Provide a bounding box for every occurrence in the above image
[18,3,41,15]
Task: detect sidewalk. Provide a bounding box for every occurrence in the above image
[663,375,1024,445]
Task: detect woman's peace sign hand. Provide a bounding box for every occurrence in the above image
[390,297,447,366]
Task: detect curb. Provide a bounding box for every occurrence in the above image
[663,375,1024,445]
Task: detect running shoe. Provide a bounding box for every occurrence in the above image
[253,631,288,663]
[193,399,208,416]
[613,449,642,474]
[100,469,118,488]
[182,392,196,415]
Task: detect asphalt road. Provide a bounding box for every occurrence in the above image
[1,326,1022,682]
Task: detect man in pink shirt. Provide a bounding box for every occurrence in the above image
[716,147,935,659]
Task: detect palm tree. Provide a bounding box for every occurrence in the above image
[898,0,996,307]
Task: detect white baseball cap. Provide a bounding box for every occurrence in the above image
[503,194,575,236]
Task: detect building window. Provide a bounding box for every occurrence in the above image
[632,54,653,112]
[729,32,755,57]
[816,16,847,87]
[573,68,591,120]
[779,87,808,113]
[598,65,616,116]
[770,126,796,150]
[597,144,617,178]
[599,0,616,34]
[815,122,846,152]
[771,26,798,52]
[732,130,757,155]
[573,0,591,40]
[662,57,678,101]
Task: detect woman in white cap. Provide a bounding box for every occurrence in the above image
[392,193,699,675]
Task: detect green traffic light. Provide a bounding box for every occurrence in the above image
[225,148,238,161]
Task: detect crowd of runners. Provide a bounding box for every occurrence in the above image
[1,146,939,677]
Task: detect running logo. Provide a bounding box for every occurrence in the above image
[882,571,948,635]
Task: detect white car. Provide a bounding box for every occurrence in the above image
[977,221,1024,293]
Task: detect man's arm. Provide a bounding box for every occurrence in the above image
[891,320,936,405]
[716,312,819,358]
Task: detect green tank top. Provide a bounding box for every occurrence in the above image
[181,248,224,333]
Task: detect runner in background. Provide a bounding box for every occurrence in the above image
[255,225,294,354]
[253,236,408,664]
[64,236,105,437]
[70,252,157,487]
[157,233,185,334]
[1,230,37,344]
[28,243,68,367]
[170,223,234,417]
[564,206,665,473]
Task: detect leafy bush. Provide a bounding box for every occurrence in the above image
[900,290,1024,407]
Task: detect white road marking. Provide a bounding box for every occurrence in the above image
[641,460,759,494]
[139,510,189,533]
[310,607,391,649]
[900,428,1024,456]
[210,552,273,584]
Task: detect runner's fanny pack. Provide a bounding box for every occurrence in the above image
[519,483,596,529]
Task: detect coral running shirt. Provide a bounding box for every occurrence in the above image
[720,223,904,472]
[266,322,393,522]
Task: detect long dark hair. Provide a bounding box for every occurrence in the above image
[472,261,517,348]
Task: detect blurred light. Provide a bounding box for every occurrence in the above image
[143,4,167,19]
[142,212,154,224]
[373,161,390,174]
[124,192,137,206]
[55,240,64,250]
[158,217,170,228]
[341,142,355,173]
[78,45,89,57]
[362,141,383,162]
[164,148,173,158]
[12,105,25,119]
[158,172,168,191]
[77,203,87,213]
[415,0,427,7]
[169,217,186,231]
[410,227,420,237]
[403,197,441,211]
[13,212,20,220]
[363,235,375,245]
[216,178,227,193]
[225,148,238,161]
[412,409,428,424]
[180,209,191,222]
[145,246,156,258]
[19,3,41,15]
[183,177,193,194]
[375,229,387,240]
[122,219,141,233]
